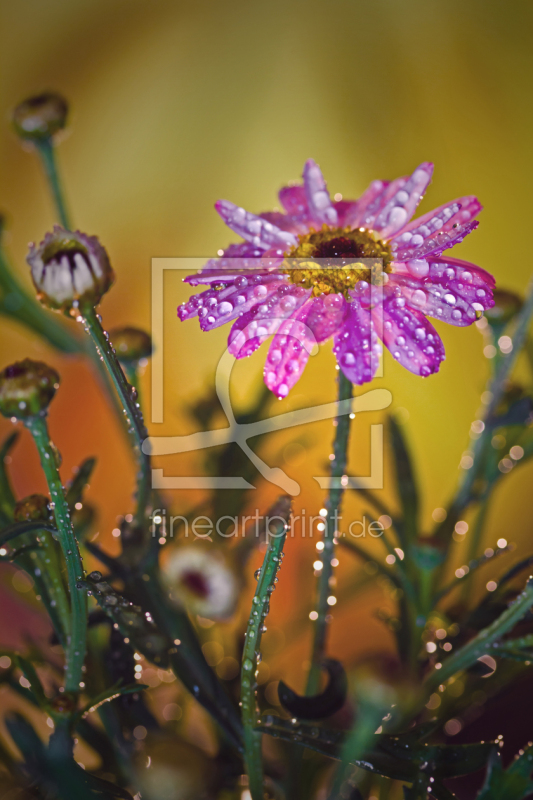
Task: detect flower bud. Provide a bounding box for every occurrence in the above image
[12,92,68,142]
[27,226,115,313]
[109,327,152,363]
[14,494,51,523]
[162,545,240,621]
[0,359,59,419]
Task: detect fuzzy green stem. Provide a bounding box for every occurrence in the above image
[307,371,353,694]
[36,139,71,229]
[81,306,151,527]
[241,523,287,800]
[25,415,86,693]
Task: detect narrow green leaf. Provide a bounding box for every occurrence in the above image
[426,578,533,692]
[388,416,419,544]
[74,682,148,724]
[65,457,96,513]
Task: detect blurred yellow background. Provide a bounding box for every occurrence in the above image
[1,0,533,687]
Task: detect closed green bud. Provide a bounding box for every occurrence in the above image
[12,92,68,142]
[0,359,59,419]
[14,494,51,523]
[109,327,152,363]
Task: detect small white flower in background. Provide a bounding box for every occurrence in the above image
[163,546,240,620]
[27,225,115,313]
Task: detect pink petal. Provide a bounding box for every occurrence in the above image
[391,218,480,262]
[391,196,481,250]
[260,211,309,236]
[372,162,434,238]
[228,284,311,357]
[279,185,308,215]
[215,199,298,250]
[304,293,347,343]
[343,179,390,228]
[185,242,269,286]
[303,159,338,226]
[373,294,445,377]
[178,274,282,325]
[352,177,409,230]
[333,300,381,385]
[263,300,319,397]
[198,276,284,331]
[388,257,494,327]
[333,200,360,227]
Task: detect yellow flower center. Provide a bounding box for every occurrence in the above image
[284,226,392,297]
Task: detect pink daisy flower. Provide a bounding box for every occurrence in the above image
[178,161,494,398]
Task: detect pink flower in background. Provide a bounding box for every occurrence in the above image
[178,161,494,398]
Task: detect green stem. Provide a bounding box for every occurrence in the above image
[35,139,71,229]
[307,370,353,694]
[25,414,87,693]
[82,306,151,527]
[241,522,287,800]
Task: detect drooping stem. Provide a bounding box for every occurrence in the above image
[35,139,71,229]
[241,521,287,800]
[307,370,353,694]
[81,306,151,527]
[25,415,87,693]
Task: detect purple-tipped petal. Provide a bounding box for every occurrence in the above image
[263,300,320,397]
[215,199,298,251]
[303,159,338,227]
[388,257,494,327]
[391,196,482,260]
[391,219,479,262]
[228,284,311,358]
[373,294,445,376]
[372,162,434,238]
[198,275,284,331]
[178,274,282,325]
[333,300,381,385]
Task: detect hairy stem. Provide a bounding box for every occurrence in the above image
[25,415,86,693]
[307,370,353,694]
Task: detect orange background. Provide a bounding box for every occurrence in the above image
[1,0,533,689]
